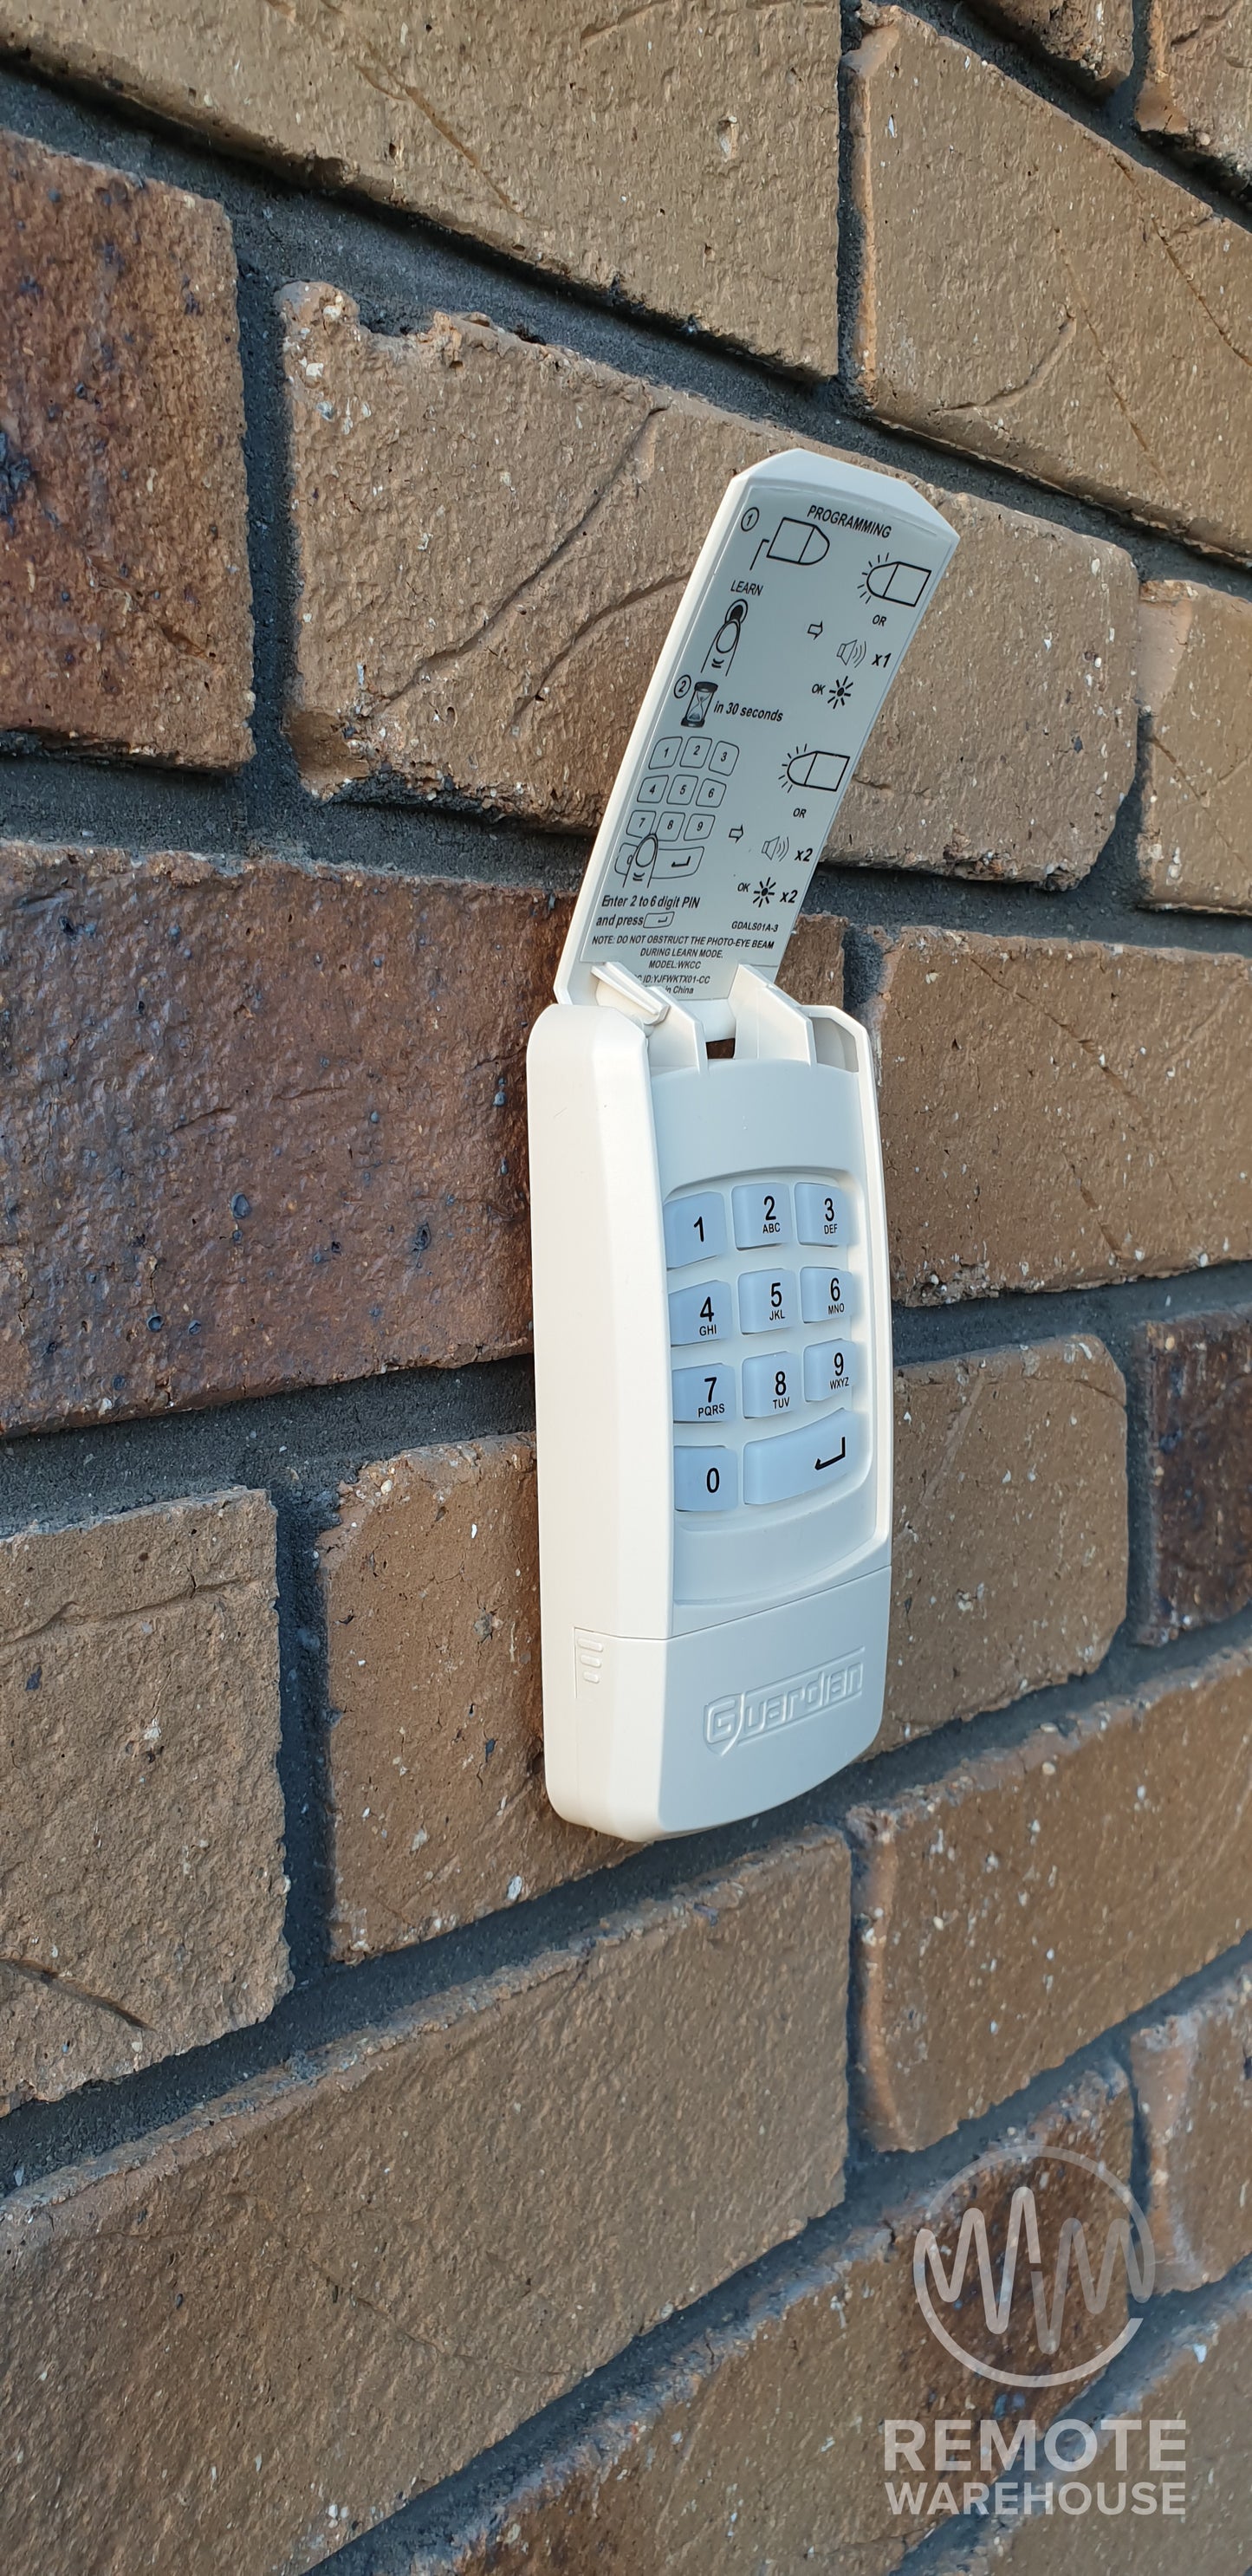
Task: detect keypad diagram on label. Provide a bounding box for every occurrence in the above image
[570,475,957,1011]
[614,734,740,885]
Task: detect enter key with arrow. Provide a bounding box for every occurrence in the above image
[742,1407,864,1508]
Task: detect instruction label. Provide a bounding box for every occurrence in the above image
[571,483,956,1004]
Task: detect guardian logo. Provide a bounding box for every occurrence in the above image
[912,2150,1155,2389]
[703,1648,864,1754]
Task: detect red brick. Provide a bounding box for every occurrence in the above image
[281,296,1136,890]
[847,1645,1252,2151]
[1135,1308,1252,1642]
[0,1833,850,2575]
[0,128,252,766]
[0,846,566,1433]
[873,927,1252,1304]
[0,1489,287,2103]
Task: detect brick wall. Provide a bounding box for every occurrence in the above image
[0,7,1249,2572]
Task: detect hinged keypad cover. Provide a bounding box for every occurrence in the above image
[528,450,957,1840]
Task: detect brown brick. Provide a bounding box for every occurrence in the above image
[0,3,841,374]
[1135,1308,1252,1643]
[0,846,568,1434]
[969,0,1133,92]
[1138,0,1252,192]
[883,1338,1126,1754]
[0,1834,850,2576]
[318,1439,626,1961]
[0,1489,286,2105]
[408,2068,1132,2576]
[280,295,1136,889]
[316,1333,1122,1960]
[873,927,1252,1304]
[847,10,1252,562]
[1131,1959,1252,2288]
[0,129,252,766]
[931,2261,1252,2569]
[847,1645,1252,2151]
[1137,582,1252,913]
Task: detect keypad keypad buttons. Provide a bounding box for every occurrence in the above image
[695,777,726,808]
[667,774,698,807]
[626,807,655,838]
[683,812,715,841]
[636,773,668,806]
[796,1183,854,1246]
[648,736,681,770]
[743,1409,863,1509]
[664,1191,726,1267]
[738,1269,797,1333]
[656,810,686,843]
[709,739,739,774]
[672,1363,736,1424]
[800,1264,854,1326]
[732,1184,791,1249]
[678,736,710,769]
[674,1446,737,1514]
[803,1340,854,1405]
[670,1279,734,1345]
[743,1352,801,1418]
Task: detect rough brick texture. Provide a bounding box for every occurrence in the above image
[884,1337,1126,1754]
[411,2069,1132,2576]
[873,928,1252,1303]
[0,846,567,1434]
[1135,1309,1252,1642]
[0,129,252,765]
[318,1439,625,1961]
[847,10,1252,562]
[5,877,1243,1695]
[0,3,842,373]
[281,295,1136,889]
[316,1340,1123,1962]
[932,2261,1252,2570]
[0,1837,850,2576]
[847,1644,1252,2151]
[1137,581,1252,912]
[0,851,851,1437]
[1131,1960,1252,2288]
[1138,0,1252,191]
[0,1489,286,2104]
[970,0,1133,90]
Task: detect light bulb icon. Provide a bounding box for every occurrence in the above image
[782,747,849,794]
[859,555,931,607]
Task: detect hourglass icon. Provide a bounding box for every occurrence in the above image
[702,598,748,678]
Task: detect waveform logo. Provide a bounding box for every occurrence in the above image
[912,2150,1155,2389]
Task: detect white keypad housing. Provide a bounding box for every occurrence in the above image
[528,444,957,1839]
